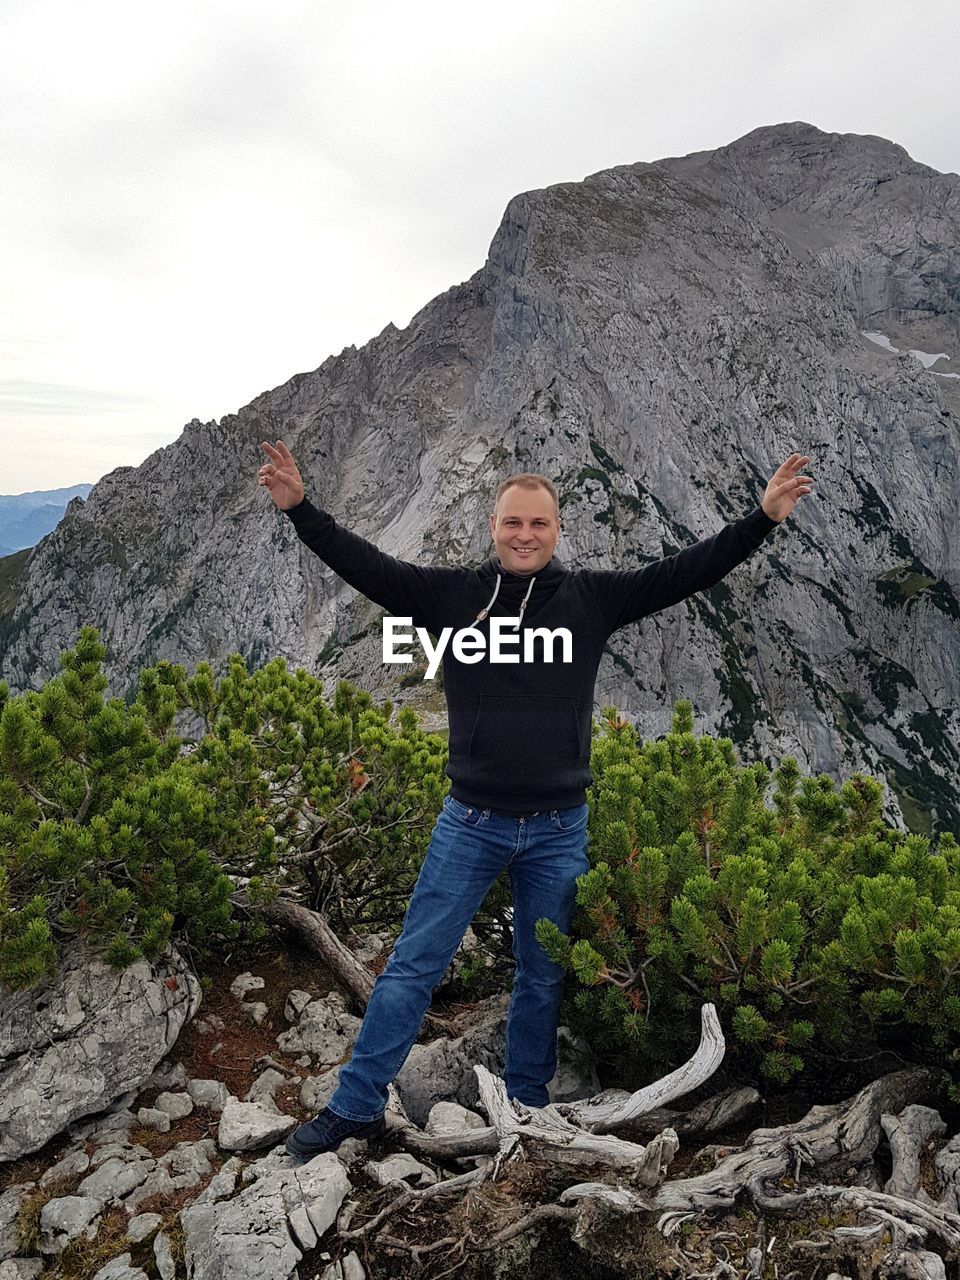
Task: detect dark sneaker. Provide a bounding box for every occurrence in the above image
[285,1106,386,1159]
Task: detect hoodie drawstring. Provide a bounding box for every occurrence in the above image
[474,574,500,623]
[473,573,536,628]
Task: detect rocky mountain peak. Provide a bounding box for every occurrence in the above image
[1,122,957,835]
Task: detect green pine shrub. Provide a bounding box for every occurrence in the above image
[536,700,960,1087]
[0,625,449,990]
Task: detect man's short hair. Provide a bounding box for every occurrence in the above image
[494,473,560,521]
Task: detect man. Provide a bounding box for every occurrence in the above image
[257,440,814,1158]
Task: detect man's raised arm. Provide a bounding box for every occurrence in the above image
[589,453,814,634]
[258,439,451,629]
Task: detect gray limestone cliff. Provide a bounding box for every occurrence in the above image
[1,121,958,834]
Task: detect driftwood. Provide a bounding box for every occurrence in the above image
[230,888,458,1032]
[476,1060,682,1177]
[381,1001,728,1176]
[549,1065,959,1275]
[881,1105,947,1202]
[600,1084,762,1138]
[231,888,374,1005]
[372,1003,959,1278]
[558,1002,727,1133]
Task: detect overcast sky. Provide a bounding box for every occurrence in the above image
[3,0,959,493]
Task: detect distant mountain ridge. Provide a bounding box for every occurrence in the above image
[0,122,958,837]
[0,484,93,555]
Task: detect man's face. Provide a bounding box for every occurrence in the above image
[488,484,560,576]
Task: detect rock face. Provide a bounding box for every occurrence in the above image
[0,942,201,1163]
[179,1152,349,1280]
[1,122,958,833]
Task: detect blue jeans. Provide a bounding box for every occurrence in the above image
[326,794,590,1121]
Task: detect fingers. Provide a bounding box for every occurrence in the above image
[776,453,810,473]
[260,439,294,462]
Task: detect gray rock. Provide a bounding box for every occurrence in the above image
[90,1254,149,1280]
[424,1101,487,1136]
[38,1195,102,1252]
[180,1151,349,1279]
[243,1001,270,1025]
[89,1142,153,1168]
[122,1140,216,1214]
[126,1212,163,1242]
[136,1107,170,1133]
[299,1066,342,1113]
[0,941,201,1162]
[217,1097,297,1152]
[321,1252,366,1280]
[0,1259,46,1279]
[276,995,361,1065]
[68,1108,137,1146]
[77,1156,153,1204]
[283,989,314,1023]
[159,1138,217,1186]
[230,972,265,1000]
[0,1183,36,1262]
[550,1026,601,1102]
[395,994,509,1125]
[351,933,389,965]
[154,1091,194,1120]
[333,1136,372,1166]
[142,1060,188,1091]
[153,1230,176,1280]
[106,1090,139,1114]
[186,1078,229,1112]
[39,1149,90,1186]
[245,1068,288,1111]
[193,1156,243,1205]
[121,1167,177,1216]
[364,1153,437,1187]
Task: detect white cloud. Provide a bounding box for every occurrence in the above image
[2,0,959,489]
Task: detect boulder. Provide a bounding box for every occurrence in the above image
[217,1098,297,1152]
[38,1195,102,1253]
[276,992,360,1065]
[186,1078,230,1112]
[0,941,201,1162]
[180,1151,349,1279]
[90,1255,149,1280]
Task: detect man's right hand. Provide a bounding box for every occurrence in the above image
[258,440,305,510]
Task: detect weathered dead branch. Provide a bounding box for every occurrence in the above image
[558,1003,727,1133]
[476,1061,681,1176]
[231,889,457,1032]
[324,1001,955,1277]
[231,888,374,1005]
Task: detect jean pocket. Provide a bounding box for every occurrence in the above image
[444,795,486,826]
[551,803,589,833]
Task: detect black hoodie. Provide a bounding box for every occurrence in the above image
[281,496,779,812]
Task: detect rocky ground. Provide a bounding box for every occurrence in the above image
[2,938,959,1279]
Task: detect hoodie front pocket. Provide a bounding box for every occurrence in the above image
[468,694,581,762]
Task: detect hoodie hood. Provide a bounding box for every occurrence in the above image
[478,554,568,585]
[473,554,569,627]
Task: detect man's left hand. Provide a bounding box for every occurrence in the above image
[761,454,814,523]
